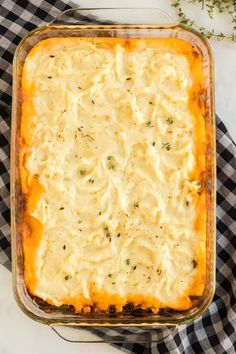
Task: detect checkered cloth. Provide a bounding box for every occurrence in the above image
[0,1,235,353]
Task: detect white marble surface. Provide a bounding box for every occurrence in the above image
[0,1,235,353]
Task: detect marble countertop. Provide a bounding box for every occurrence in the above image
[0,1,235,353]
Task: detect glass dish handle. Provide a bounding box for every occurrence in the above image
[50,8,178,26]
[50,324,180,343]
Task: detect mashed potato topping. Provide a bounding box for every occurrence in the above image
[20,37,206,313]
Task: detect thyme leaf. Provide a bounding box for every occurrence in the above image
[167,117,173,125]
[104,225,111,241]
[162,142,171,151]
[80,169,86,175]
[107,155,116,170]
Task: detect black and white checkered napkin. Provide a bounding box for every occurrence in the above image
[0,1,235,353]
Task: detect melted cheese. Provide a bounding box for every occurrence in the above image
[20,37,206,313]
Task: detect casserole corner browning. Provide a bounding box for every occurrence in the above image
[19,36,207,315]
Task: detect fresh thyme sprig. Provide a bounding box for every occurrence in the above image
[172,0,236,41]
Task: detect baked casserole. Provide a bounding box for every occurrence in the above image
[19,37,206,314]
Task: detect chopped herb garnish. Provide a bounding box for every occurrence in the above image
[126,259,130,265]
[192,259,198,268]
[186,201,190,206]
[89,178,94,184]
[99,211,102,215]
[134,202,139,209]
[77,127,81,132]
[64,275,70,280]
[80,169,86,175]
[78,87,82,89]
[48,76,52,79]
[92,99,95,104]
[112,282,116,285]
[132,265,137,271]
[50,55,55,58]
[167,117,173,124]
[117,233,121,238]
[78,220,82,224]
[63,245,66,250]
[126,77,131,80]
[104,226,111,241]
[146,120,152,127]
[59,207,64,210]
[108,273,112,278]
[167,130,173,134]
[162,142,171,151]
[152,142,155,146]
[149,101,153,105]
[107,155,116,170]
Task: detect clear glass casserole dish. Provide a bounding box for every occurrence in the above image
[11,8,216,343]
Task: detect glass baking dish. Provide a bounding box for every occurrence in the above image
[11,8,216,343]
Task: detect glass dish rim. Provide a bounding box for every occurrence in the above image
[11,19,216,328]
